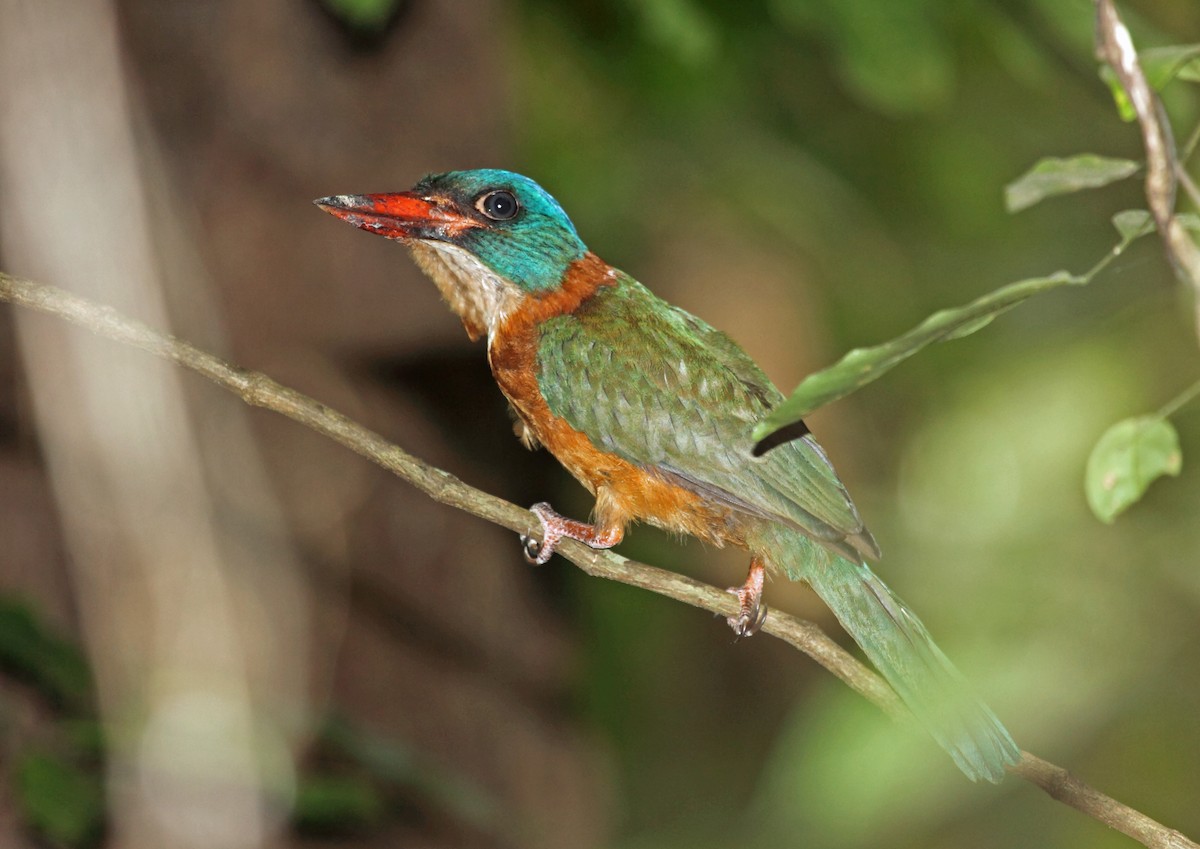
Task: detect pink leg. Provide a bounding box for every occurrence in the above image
[521,502,623,565]
[726,558,768,637]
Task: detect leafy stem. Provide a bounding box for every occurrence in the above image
[754,219,1146,445]
[1156,377,1200,420]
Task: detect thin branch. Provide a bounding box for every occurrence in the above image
[0,271,1195,849]
[1177,120,1200,209]
[1095,0,1200,339]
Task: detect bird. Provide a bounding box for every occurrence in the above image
[315,169,1020,782]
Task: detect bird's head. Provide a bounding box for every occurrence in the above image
[315,169,588,296]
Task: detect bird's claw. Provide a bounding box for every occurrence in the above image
[521,502,560,565]
[520,533,543,563]
[724,558,768,639]
[520,502,624,564]
[725,585,768,639]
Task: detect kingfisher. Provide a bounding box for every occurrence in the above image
[315,169,1019,782]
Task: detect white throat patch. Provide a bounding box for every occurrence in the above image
[409,240,524,344]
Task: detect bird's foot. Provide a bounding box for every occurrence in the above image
[521,502,623,565]
[726,558,768,638]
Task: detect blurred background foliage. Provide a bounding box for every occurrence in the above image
[1,0,1198,848]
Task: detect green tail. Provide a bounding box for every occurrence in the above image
[763,528,1019,782]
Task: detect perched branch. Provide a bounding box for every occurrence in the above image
[0,271,1195,849]
[1095,0,1200,337]
[1014,755,1197,849]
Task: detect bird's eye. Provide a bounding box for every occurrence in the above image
[476,189,519,221]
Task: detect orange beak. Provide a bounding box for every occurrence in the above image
[314,192,477,241]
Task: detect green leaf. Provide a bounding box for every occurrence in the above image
[1112,209,1154,242]
[1099,46,1200,122]
[317,0,404,35]
[1178,212,1200,234]
[1005,155,1139,213]
[1111,209,1200,241]
[1085,416,1182,523]
[1099,66,1137,122]
[16,752,105,848]
[292,775,384,835]
[1139,45,1200,89]
[941,314,996,340]
[0,596,93,711]
[753,271,1085,442]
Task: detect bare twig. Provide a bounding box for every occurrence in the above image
[1095,0,1200,338]
[0,271,1195,849]
[1013,755,1197,849]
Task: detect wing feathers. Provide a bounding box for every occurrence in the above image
[537,274,875,557]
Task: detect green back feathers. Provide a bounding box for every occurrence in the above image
[536,273,874,556]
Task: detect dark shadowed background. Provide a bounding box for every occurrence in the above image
[0,1,1197,848]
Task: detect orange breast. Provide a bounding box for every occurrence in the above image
[487,254,744,546]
